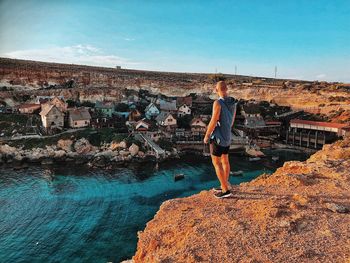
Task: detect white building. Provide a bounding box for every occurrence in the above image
[39,105,64,129]
[177,104,191,117]
[135,119,150,131]
[156,112,177,130]
[190,117,207,133]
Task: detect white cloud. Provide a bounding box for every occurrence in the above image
[283,75,305,80]
[316,73,327,79]
[3,44,139,68]
[124,38,135,41]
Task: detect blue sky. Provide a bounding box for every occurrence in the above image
[0,0,349,82]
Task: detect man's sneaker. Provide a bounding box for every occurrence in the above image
[214,190,232,199]
[213,184,232,193]
[212,187,222,193]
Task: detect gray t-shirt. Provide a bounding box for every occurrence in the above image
[211,96,237,147]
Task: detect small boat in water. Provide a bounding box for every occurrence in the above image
[174,173,185,182]
[154,162,159,171]
[245,145,265,157]
[41,159,54,165]
[272,156,279,161]
[230,170,244,176]
[249,157,261,161]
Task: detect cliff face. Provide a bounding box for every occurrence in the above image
[0,57,217,101]
[133,137,350,263]
[229,85,350,117]
[1,58,350,120]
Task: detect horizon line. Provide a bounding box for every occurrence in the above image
[1,56,345,84]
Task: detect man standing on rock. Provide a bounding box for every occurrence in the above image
[204,81,237,198]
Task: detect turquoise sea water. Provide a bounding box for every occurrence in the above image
[0,150,310,263]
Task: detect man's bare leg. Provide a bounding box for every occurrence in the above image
[221,154,231,189]
[211,155,229,192]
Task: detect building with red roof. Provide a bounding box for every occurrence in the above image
[290,119,349,136]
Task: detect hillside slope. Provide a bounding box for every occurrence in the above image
[1,57,349,120]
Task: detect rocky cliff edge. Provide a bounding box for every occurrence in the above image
[133,138,350,263]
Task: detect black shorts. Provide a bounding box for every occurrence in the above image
[210,142,229,157]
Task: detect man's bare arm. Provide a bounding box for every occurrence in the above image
[204,101,221,143]
[231,103,237,128]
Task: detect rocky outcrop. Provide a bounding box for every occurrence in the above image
[133,138,350,262]
[129,143,139,157]
[73,138,95,154]
[0,137,176,168]
[57,139,73,152]
[110,140,127,151]
[0,144,17,156]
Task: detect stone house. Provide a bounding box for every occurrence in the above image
[91,115,126,131]
[41,96,68,113]
[241,104,265,128]
[39,105,64,129]
[68,108,91,128]
[241,104,261,118]
[176,96,193,107]
[177,104,191,117]
[134,119,150,132]
[145,102,160,119]
[190,117,207,133]
[156,112,177,131]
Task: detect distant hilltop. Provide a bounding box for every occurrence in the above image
[0,57,308,81]
[0,57,311,90]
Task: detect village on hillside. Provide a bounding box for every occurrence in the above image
[1,87,349,163]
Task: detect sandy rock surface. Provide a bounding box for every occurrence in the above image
[110,140,127,150]
[57,139,73,152]
[133,137,350,263]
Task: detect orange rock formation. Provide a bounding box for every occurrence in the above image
[133,137,350,262]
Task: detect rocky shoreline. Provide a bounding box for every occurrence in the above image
[0,138,315,170]
[0,138,180,170]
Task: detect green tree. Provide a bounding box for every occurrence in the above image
[66,99,78,107]
[158,138,174,151]
[115,103,129,112]
[177,115,192,129]
[81,101,95,108]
